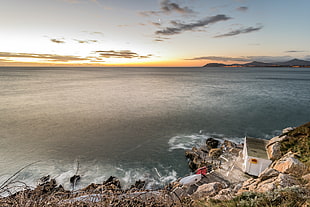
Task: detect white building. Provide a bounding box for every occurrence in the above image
[243,137,272,176]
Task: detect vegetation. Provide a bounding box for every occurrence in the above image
[280,122,310,164]
[195,187,309,207]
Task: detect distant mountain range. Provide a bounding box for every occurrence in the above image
[203,59,310,68]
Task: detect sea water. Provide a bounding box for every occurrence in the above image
[0,67,309,190]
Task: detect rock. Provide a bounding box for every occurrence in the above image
[267,135,289,145]
[266,141,282,160]
[282,127,295,134]
[103,176,122,189]
[222,140,237,150]
[32,179,58,196]
[276,173,299,188]
[272,152,306,176]
[258,168,279,181]
[229,148,241,156]
[130,180,146,190]
[185,150,199,160]
[70,175,81,185]
[188,156,204,171]
[191,182,223,199]
[302,173,310,188]
[209,148,222,159]
[213,188,233,200]
[255,177,277,192]
[206,138,219,150]
[82,183,99,192]
[200,145,209,153]
[39,175,50,185]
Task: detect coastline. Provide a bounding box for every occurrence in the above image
[0,122,309,206]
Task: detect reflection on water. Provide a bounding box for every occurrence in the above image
[0,67,309,188]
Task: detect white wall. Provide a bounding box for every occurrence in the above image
[244,156,272,176]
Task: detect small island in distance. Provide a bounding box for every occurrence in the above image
[203,58,310,68]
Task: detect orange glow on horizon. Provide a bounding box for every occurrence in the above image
[0,59,205,67]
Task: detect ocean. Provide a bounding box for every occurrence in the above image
[0,67,309,190]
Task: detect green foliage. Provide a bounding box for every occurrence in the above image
[280,122,310,165]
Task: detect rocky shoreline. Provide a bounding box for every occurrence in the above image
[0,122,309,206]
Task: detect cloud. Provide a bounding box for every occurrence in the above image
[74,39,98,44]
[150,21,161,27]
[285,50,306,53]
[236,6,248,12]
[0,52,88,62]
[155,14,231,35]
[140,0,194,16]
[160,0,194,14]
[186,55,294,63]
[214,25,263,38]
[140,11,160,17]
[186,56,250,62]
[60,0,99,4]
[50,38,65,44]
[94,50,153,59]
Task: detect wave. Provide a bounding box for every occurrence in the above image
[168,132,245,152]
[0,159,178,196]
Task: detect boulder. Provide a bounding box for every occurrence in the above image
[82,183,100,192]
[70,175,81,185]
[103,176,122,189]
[200,145,209,153]
[267,135,289,146]
[272,152,306,176]
[185,150,199,160]
[213,188,233,200]
[238,168,301,194]
[209,148,222,159]
[205,138,219,150]
[130,180,146,190]
[188,156,204,171]
[229,148,241,156]
[255,177,277,192]
[276,173,299,188]
[191,182,223,199]
[222,140,237,150]
[282,127,295,134]
[266,141,282,160]
[302,173,310,188]
[258,168,279,181]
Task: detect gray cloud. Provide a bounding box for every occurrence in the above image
[161,0,194,14]
[0,52,88,62]
[74,39,98,44]
[155,14,231,35]
[186,55,294,63]
[214,26,263,38]
[140,0,194,16]
[186,56,250,62]
[94,50,153,59]
[50,38,65,44]
[150,21,161,27]
[140,11,160,17]
[285,50,306,53]
[236,6,248,12]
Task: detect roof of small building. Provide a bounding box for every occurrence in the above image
[245,137,269,159]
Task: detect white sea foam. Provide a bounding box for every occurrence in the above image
[168,132,244,152]
[0,159,178,196]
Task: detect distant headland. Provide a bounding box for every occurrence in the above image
[203,58,310,68]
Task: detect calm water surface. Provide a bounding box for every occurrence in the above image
[0,67,309,189]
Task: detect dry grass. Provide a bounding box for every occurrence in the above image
[195,187,310,207]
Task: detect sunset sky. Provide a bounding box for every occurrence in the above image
[1,0,310,67]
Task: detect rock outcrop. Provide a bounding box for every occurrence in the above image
[191,182,224,199]
[272,152,306,176]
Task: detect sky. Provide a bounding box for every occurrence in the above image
[1,0,310,67]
